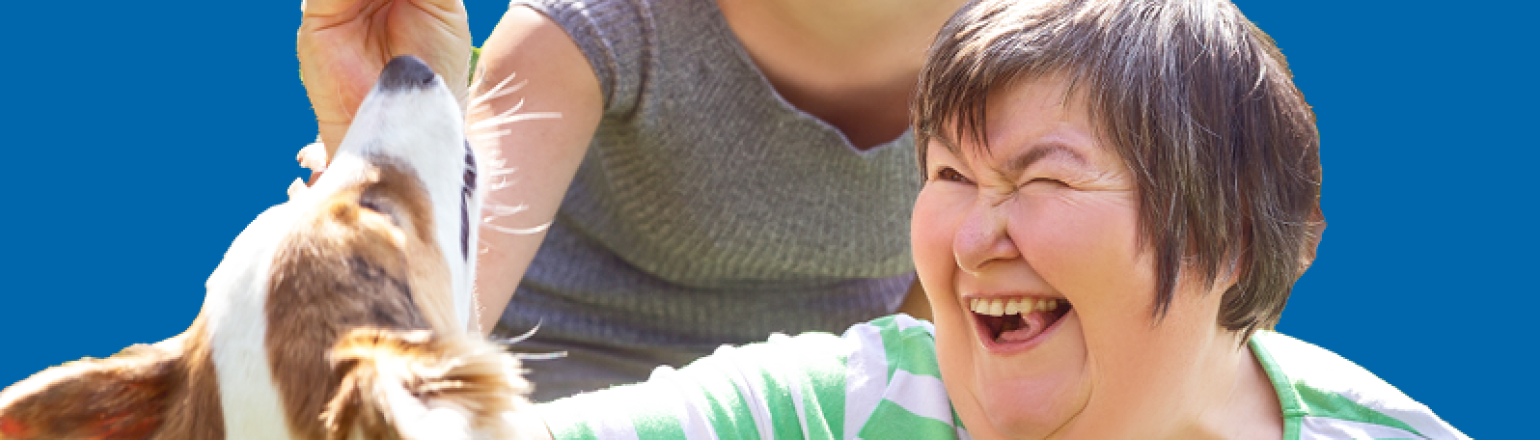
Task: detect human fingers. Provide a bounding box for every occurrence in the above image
[297,0,471,154]
[298,0,385,155]
[386,0,472,105]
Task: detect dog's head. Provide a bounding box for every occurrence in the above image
[297,54,484,330]
[0,56,523,440]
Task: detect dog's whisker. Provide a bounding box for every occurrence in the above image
[484,204,531,216]
[499,322,544,345]
[512,351,568,361]
[478,80,530,105]
[470,112,564,132]
[488,176,521,191]
[484,222,552,235]
[471,131,513,142]
[468,72,520,108]
[502,97,529,117]
[468,76,529,109]
[492,324,569,361]
[481,201,534,221]
[468,96,556,130]
[480,212,530,223]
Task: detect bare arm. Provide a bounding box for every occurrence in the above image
[468,7,603,335]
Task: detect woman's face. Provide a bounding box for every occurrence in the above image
[912,76,1230,439]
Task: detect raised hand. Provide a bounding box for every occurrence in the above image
[298,0,472,158]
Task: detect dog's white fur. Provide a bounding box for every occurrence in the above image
[205,203,296,438]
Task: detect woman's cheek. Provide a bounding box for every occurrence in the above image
[1010,191,1145,315]
[911,186,967,300]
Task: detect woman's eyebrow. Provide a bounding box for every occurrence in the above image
[934,135,963,157]
[1007,142,1088,173]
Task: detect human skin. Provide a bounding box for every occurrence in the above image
[297,0,473,162]
[911,76,1284,439]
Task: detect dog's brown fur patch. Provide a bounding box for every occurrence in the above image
[322,328,528,440]
[265,162,464,438]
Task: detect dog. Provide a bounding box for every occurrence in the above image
[0,56,532,439]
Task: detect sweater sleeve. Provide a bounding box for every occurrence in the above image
[534,315,963,439]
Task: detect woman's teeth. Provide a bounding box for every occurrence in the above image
[969,297,1061,316]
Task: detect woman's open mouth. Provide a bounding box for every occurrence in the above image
[969,297,1072,350]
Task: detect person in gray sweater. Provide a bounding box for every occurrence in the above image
[297,0,964,401]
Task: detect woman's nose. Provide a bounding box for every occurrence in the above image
[953,199,1020,275]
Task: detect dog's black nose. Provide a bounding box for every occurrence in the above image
[378,55,439,92]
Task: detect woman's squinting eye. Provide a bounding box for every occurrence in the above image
[1026,177,1067,187]
[935,166,971,184]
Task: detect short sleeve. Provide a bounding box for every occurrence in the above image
[511,0,648,116]
[534,314,964,439]
[538,331,852,439]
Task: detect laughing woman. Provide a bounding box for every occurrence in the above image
[508,0,1466,438]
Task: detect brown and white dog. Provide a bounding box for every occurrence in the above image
[0,56,531,439]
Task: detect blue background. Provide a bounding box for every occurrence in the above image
[0,1,1530,437]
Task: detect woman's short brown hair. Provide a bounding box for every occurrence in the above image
[913,0,1324,337]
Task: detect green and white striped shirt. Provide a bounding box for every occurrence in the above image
[1251,331,1466,439]
[536,315,1464,439]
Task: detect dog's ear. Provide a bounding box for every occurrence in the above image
[0,341,182,439]
[323,328,530,440]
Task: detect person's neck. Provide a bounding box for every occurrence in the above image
[715,0,966,90]
[736,0,959,50]
[715,0,965,149]
[1172,332,1285,440]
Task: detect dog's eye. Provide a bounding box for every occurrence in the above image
[359,198,387,214]
[358,195,398,223]
[358,194,410,231]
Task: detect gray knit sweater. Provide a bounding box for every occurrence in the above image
[499,0,922,401]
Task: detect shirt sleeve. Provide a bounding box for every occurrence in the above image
[534,314,962,439]
[510,0,646,116]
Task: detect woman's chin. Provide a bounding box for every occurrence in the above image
[966,312,1092,439]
